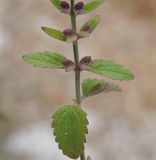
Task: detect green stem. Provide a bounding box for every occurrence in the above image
[70,0,85,160]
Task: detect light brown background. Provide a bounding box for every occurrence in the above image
[0,0,156,160]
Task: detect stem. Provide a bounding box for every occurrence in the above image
[70,0,85,160]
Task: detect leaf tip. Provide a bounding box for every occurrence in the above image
[41,26,46,31]
[22,54,27,61]
[96,15,100,20]
[94,15,101,25]
[22,54,25,59]
[125,70,134,81]
[129,73,135,80]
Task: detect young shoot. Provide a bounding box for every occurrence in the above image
[22,0,134,159]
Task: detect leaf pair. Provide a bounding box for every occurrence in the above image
[50,0,105,14]
[22,52,134,81]
[41,15,100,42]
[52,105,88,159]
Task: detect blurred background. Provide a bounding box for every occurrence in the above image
[0,0,156,160]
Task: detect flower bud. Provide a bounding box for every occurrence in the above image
[63,29,74,36]
[79,56,91,70]
[80,56,91,64]
[63,29,78,42]
[75,2,84,15]
[60,1,70,14]
[79,24,91,37]
[62,59,75,72]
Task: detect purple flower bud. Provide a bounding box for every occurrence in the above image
[81,25,90,32]
[63,29,74,36]
[63,29,78,42]
[79,25,91,38]
[60,1,70,14]
[75,2,84,15]
[63,59,74,67]
[62,59,75,72]
[80,56,91,64]
[79,56,91,70]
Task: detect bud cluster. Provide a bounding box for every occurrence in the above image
[62,56,92,72]
[60,1,84,15]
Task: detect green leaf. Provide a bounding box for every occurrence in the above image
[49,0,61,10]
[41,27,66,41]
[87,156,92,160]
[52,105,88,159]
[82,78,121,97]
[80,15,100,38]
[22,51,66,68]
[84,0,105,14]
[87,60,134,81]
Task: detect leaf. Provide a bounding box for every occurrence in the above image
[87,156,92,160]
[84,0,105,14]
[49,0,61,10]
[41,27,66,41]
[82,78,121,97]
[87,60,134,81]
[52,105,88,159]
[80,15,100,38]
[22,51,66,68]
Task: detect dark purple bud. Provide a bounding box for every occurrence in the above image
[81,25,90,32]
[63,29,78,42]
[75,2,84,15]
[60,1,70,14]
[79,56,91,70]
[63,59,74,67]
[62,59,75,72]
[80,56,91,64]
[79,25,91,38]
[63,29,74,36]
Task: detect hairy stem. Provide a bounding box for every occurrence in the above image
[70,0,85,160]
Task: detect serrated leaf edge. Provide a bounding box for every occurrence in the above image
[52,105,88,159]
[87,59,134,81]
[22,51,66,68]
